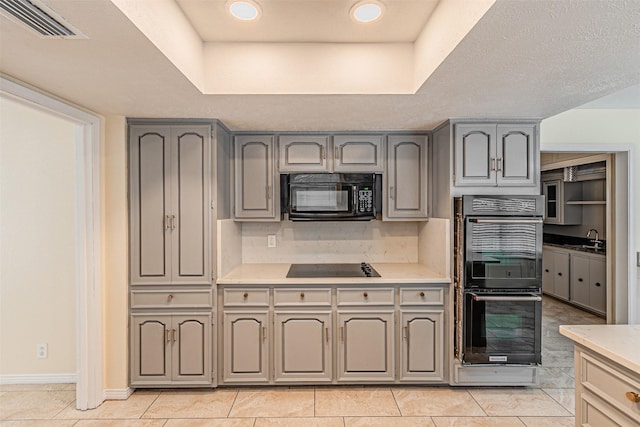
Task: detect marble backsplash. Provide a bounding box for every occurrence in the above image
[241,221,419,264]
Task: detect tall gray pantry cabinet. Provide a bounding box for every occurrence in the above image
[129,121,229,387]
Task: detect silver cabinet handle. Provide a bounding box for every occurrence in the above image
[266,185,272,200]
[171,328,177,343]
[491,158,497,171]
[470,218,543,224]
[165,215,171,229]
[389,186,394,200]
[326,327,329,342]
[166,329,170,344]
[403,326,408,341]
[470,294,542,302]
[262,326,267,341]
[497,157,503,172]
[171,215,176,229]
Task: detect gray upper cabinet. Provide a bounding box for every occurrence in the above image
[454,123,537,187]
[278,135,330,172]
[333,135,384,172]
[234,135,278,220]
[129,125,211,285]
[385,135,429,220]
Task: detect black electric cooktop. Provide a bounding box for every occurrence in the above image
[286,262,380,278]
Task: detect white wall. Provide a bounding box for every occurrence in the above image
[540,108,640,323]
[0,96,77,376]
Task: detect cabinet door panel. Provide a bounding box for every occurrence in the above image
[334,135,384,172]
[337,311,394,381]
[223,312,269,383]
[173,315,210,381]
[542,248,555,295]
[571,255,590,307]
[173,127,210,283]
[130,127,172,284]
[274,312,332,382]
[386,135,428,219]
[131,315,171,383]
[496,125,535,186]
[454,124,496,186]
[400,310,444,382]
[553,251,570,301]
[278,135,329,172]
[234,136,276,219]
[589,257,606,314]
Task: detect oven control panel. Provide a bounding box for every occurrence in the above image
[358,189,373,213]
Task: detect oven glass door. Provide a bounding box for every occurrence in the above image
[465,217,542,288]
[463,291,541,365]
[290,184,352,214]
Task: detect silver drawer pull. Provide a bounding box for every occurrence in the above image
[471,218,543,224]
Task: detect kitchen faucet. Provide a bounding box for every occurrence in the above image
[587,229,603,249]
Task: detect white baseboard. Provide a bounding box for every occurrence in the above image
[0,373,76,384]
[104,387,133,400]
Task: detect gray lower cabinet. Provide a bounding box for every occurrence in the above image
[398,286,445,382]
[130,313,212,387]
[385,135,429,220]
[129,124,211,285]
[218,284,446,385]
[223,311,270,383]
[234,135,278,220]
[274,312,332,382]
[336,311,395,382]
[454,122,537,187]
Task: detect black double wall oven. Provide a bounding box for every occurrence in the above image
[455,195,544,366]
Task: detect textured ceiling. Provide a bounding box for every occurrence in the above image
[0,0,639,131]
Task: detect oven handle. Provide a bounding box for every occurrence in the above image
[470,293,542,302]
[469,218,543,224]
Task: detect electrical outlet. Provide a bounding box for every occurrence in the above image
[267,234,276,248]
[37,343,47,359]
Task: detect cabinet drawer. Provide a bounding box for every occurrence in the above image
[223,288,269,307]
[580,351,640,422]
[337,288,394,306]
[399,288,444,306]
[131,289,212,309]
[274,288,332,306]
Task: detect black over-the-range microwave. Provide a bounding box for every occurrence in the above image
[280,173,382,221]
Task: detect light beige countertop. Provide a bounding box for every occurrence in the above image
[217,263,451,285]
[559,324,640,374]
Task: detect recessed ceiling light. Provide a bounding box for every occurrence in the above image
[350,1,384,23]
[227,0,261,21]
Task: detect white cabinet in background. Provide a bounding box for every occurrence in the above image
[542,179,582,225]
[385,134,428,220]
[542,247,570,301]
[454,123,537,187]
[234,135,278,221]
[571,253,606,316]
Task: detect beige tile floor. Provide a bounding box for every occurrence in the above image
[0,296,604,426]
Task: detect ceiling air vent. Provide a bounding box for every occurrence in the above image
[0,0,86,38]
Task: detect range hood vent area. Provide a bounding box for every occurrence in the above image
[0,0,84,38]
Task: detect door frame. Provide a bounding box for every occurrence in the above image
[1,76,103,409]
[540,144,637,324]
